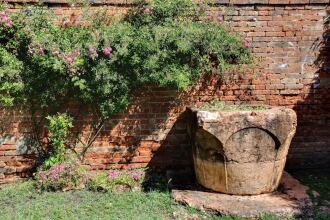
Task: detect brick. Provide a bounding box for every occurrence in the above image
[130,157,151,163]
[256,6,274,11]
[0,167,16,174]
[285,84,304,90]
[285,31,295,37]
[289,0,309,3]
[280,90,300,95]
[15,165,32,173]
[229,0,250,4]
[266,84,285,90]
[268,0,290,4]
[239,85,255,90]
[266,32,286,37]
[138,149,152,157]
[247,21,268,27]
[255,85,266,90]
[257,16,273,21]
[286,73,303,79]
[0,145,17,150]
[281,78,300,84]
[251,90,269,95]
[285,6,305,10]
[306,5,329,10]
[214,0,230,3]
[239,11,259,16]
[255,95,266,101]
[0,162,5,168]
[267,21,289,27]
[283,25,302,31]
[252,36,272,42]
[4,150,17,156]
[258,11,269,16]
[247,32,266,37]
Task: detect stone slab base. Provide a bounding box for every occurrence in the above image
[171,172,312,218]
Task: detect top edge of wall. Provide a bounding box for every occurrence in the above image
[4,0,330,5]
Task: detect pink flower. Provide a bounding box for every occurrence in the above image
[62,49,80,65]
[207,15,212,21]
[58,163,65,170]
[215,16,222,24]
[0,9,13,28]
[144,7,151,14]
[39,172,47,181]
[108,170,118,179]
[65,56,73,65]
[242,39,249,48]
[102,47,112,57]
[87,46,98,60]
[5,21,12,27]
[130,172,141,181]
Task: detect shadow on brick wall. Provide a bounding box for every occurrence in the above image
[73,74,226,175]
[288,10,330,170]
[94,74,225,171]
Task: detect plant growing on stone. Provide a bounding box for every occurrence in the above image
[0,0,251,162]
[197,99,269,111]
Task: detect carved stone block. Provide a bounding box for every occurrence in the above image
[187,106,297,195]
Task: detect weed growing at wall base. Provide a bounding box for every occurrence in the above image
[87,169,145,192]
[43,113,73,169]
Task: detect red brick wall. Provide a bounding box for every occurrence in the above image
[0,0,329,183]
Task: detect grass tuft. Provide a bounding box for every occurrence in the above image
[195,100,269,111]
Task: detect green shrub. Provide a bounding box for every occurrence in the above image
[0,47,23,106]
[87,172,111,192]
[44,113,73,169]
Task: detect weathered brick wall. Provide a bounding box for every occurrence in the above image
[0,0,329,183]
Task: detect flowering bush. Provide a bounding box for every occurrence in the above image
[0,8,13,27]
[35,161,88,191]
[87,169,145,192]
[0,0,251,161]
[0,0,250,113]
